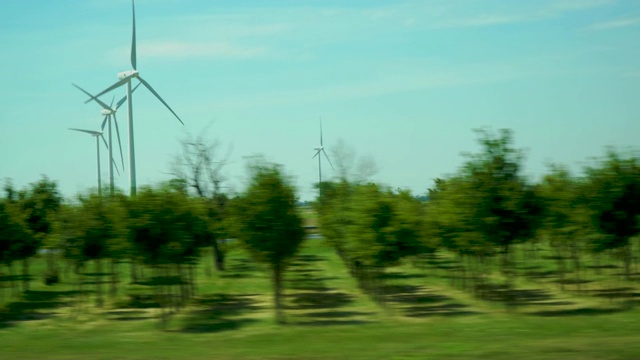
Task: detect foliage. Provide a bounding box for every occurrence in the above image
[585,150,640,251]
[229,162,305,321]
[127,186,202,266]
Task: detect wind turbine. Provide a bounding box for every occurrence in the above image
[72,83,140,195]
[68,128,120,196]
[312,120,333,196]
[88,0,184,196]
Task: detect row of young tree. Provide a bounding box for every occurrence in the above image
[1,128,639,319]
[316,129,640,303]
[0,160,304,322]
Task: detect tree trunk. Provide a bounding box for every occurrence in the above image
[211,241,225,271]
[8,262,17,296]
[96,259,103,308]
[130,260,138,283]
[570,239,581,292]
[22,258,29,292]
[623,243,632,281]
[189,264,196,297]
[272,264,284,323]
[555,246,566,291]
[109,260,118,297]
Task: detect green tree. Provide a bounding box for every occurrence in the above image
[539,165,591,289]
[169,130,231,272]
[127,185,203,324]
[585,150,640,279]
[57,193,128,307]
[0,199,31,295]
[230,162,305,323]
[11,176,62,289]
[317,181,425,304]
[423,130,542,301]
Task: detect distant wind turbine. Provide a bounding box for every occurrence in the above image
[88,0,184,196]
[72,83,140,195]
[68,128,120,196]
[312,120,333,195]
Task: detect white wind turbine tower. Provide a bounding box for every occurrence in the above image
[88,0,184,196]
[68,128,119,196]
[312,120,334,196]
[72,83,140,195]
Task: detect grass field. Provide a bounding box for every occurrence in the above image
[1,237,640,359]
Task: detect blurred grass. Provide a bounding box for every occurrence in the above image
[1,235,640,359]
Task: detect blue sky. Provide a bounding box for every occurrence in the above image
[0,0,639,200]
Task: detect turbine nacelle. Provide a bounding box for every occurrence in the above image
[118,70,139,80]
[101,109,114,115]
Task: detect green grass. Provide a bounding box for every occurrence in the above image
[1,240,640,359]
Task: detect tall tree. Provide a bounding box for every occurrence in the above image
[0,199,31,294]
[127,185,203,323]
[170,129,231,271]
[17,176,62,288]
[230,162,305,323]
[423,130,542,300]
[539,165,591,289]
[585,150,640,279]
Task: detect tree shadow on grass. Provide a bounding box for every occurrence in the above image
[530,307,626,317]
[586,264,620,270]
[134,276,185,287]
[285,252,372,325]
[178,293,261,333]
[292,319,373,326]
[220,258,261,279]
[0,290,83,329]
[524,269,565,280]
[286,291,354,310]
[82,272,114,277]
[0,274,25,283]
[288,284,333,292]
[288,309,375,326]
[405,303,480,317]
[294,254,326,263]
[381,284,480,317]
[113,294,162,309]
[105,309,154,321]
[587,287,640,301]
[426,257,463,271]
[377,272,427,280]
[554,278,594,285]
[476,284,566,306]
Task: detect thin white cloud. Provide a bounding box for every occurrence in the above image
[551,0,616,12]
[589,17,640,30]
[434,14,538,28]
[209,63,523,111]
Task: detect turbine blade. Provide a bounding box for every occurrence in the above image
[101,115,108,131]
[320,119,323,146]
[100,134,109,149]
[115,83,140,110]
[69,128,101,136]
[138,76,184,125]
[312,150,320,159]
[110,95,115,108]
[131,0,137,70]
[86,78,129,103]
[112,158,121,176]
[112,112,126,170]
[73,83,111,110]
[323,149,334,170]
